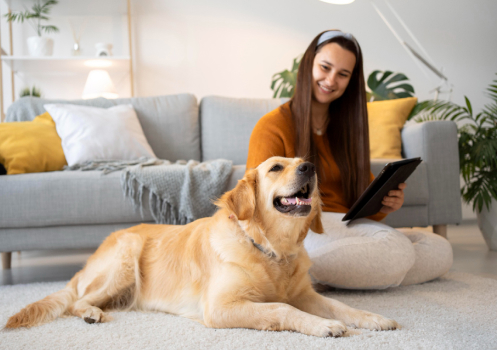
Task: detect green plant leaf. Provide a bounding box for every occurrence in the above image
[367,70,387,90]
[367,70,415,101]
[391,83,415,93]
[19,86,42,98]
[41,25,59,34]
[384,72,409,85]
[270,55,301,98]
[409,99,471,122]
[5,0,58,35]
[465,96,473,116]
[394,92,413,99]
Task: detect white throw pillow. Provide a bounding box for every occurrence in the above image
[44,103,157,166]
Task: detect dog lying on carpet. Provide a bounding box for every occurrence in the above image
[6,157,399,337]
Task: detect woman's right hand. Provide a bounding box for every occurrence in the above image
[379,183,407,214]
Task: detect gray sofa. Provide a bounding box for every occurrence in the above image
[0,94,462,269]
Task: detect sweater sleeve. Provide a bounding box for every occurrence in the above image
[366,171,388,222]
[246,112,289,171]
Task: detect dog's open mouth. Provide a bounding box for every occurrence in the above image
[274,183,313,216]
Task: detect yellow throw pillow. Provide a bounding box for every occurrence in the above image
[368,97,417,159]
[0,112,67,175]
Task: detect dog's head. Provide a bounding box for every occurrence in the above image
[217,157,323,257]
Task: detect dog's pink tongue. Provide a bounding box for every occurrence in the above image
[283,197,312,205]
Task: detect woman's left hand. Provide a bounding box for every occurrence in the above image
[379,183,407,214]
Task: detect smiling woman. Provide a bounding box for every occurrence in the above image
[249,30,371,212]
[246,30,453,290]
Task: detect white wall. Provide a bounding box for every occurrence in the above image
[130,0,497,112]
[3,0,496,110]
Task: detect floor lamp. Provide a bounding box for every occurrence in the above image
[319,0,453,101]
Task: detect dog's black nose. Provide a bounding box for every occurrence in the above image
[297,162,315,177]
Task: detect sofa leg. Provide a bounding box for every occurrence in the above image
[433,225,447,239]
[2,252,12,270]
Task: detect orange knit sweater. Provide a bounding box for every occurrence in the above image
[246,102,387,222]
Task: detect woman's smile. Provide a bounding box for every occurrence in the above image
[317,82,335,94]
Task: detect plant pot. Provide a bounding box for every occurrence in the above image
[27,36,53,57]
[476,198,497,251]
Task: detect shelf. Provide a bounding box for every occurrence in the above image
[1,56,130,73]
[4,0,128,16]
[0,0,135,120]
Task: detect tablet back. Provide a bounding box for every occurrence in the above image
[343,158,422,222]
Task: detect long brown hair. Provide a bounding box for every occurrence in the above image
[290,30,370,207]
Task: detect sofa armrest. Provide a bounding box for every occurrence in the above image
[401,121,462,225]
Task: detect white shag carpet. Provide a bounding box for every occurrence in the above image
[1,271,496,350]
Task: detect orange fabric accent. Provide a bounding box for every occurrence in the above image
[246,102,387,222]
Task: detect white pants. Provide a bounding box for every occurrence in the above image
[303,212,453,289]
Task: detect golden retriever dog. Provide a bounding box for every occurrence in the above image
[6,157,399,337]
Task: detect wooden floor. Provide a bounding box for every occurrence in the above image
[1,220,496,286]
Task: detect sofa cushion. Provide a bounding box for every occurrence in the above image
[368,97,418,159]
[0,171,154,229]
[200,96,288,165]
[6,94,200,162]
[0,112,67,174]
[44,104,156,166]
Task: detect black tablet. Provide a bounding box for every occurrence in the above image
[342,157,422,223]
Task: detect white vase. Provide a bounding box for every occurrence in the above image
[476,198,497,251]
[27,36,54,57]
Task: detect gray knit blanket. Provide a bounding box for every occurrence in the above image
[64,158,233,225]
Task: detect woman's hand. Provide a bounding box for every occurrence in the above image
[379,183,407,214]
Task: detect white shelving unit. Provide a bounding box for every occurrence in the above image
[4,0,128,15]
[1,56,131,72]
[0,0,134,121]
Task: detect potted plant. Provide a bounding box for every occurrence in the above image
[410,74,497,250]
[20,86,42,98]
[4,0,59,57]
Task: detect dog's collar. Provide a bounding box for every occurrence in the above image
[249,238,277,259]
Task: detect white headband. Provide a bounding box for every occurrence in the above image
[317,30,358,50]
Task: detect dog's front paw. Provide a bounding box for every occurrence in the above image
[350,311,400,331]
[82,307,110,324]
[313,319,347,337]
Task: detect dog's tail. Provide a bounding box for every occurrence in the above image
[5,283,77,329]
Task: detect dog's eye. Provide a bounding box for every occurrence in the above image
[269,164,283,172]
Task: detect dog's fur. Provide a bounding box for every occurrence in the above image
[5,157,399,337]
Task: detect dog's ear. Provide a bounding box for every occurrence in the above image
[218,168,257,221]
[310,207,324,234]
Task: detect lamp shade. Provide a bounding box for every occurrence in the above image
[319,0,355,4]
[82,69,118,99]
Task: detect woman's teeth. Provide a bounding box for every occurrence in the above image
[319,84,333,92]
